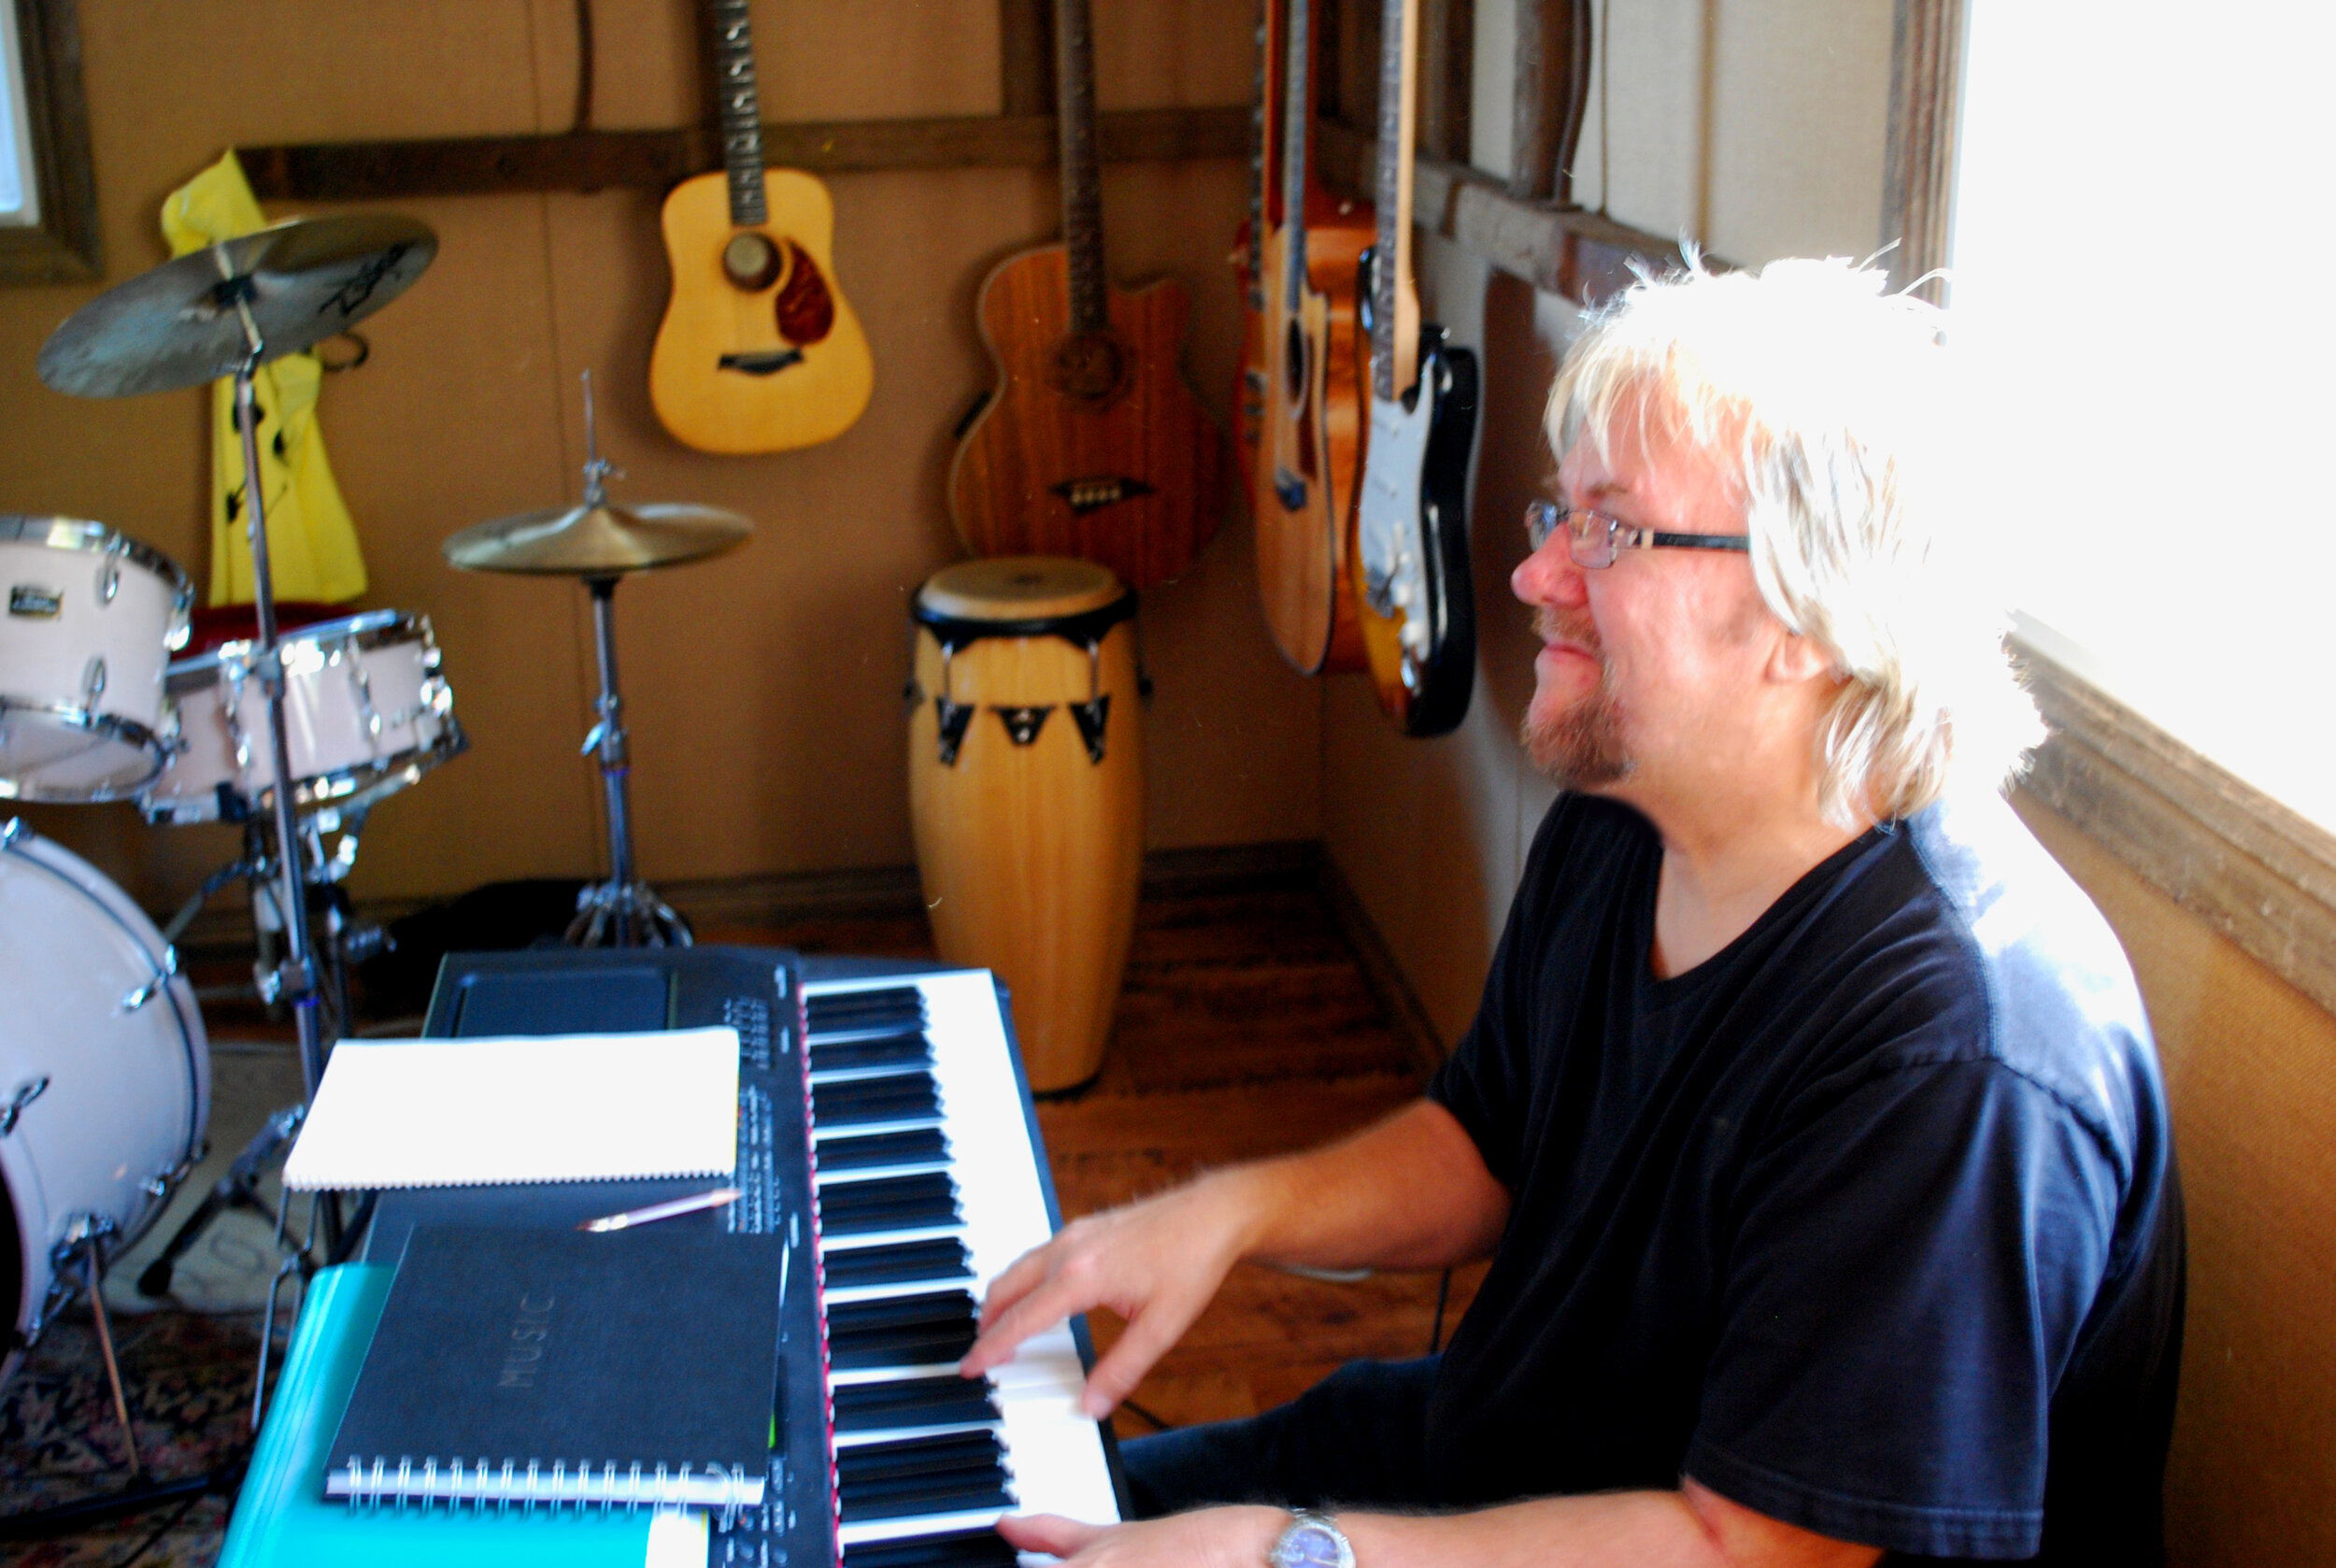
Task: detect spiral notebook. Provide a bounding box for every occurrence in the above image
[323,1225,782,1509]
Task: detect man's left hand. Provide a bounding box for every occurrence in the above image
[997,1506,1286,1567]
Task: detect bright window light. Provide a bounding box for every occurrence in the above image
[0,1,36,226]
[1950,3,2336,831]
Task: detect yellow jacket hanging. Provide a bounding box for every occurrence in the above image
[161,150,368,606]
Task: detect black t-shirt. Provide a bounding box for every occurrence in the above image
[1425,791,2184,1563]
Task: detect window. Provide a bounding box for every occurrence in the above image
[0,1,37,225]
[1949,3,2336,832]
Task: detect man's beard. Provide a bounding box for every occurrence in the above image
[1521,612,1631,788]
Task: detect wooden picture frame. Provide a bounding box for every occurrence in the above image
[0,0,100,284]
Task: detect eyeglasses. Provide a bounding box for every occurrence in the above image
[1523,499,1754,569]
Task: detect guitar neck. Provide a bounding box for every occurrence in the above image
[1056,0,1109,336]
[1279,0,1312,295]
[708,0,769,227]
[1371,0,1420,399]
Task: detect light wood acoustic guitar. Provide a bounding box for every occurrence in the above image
[1250,0,1375,675]
[649,0,874,454]
[948,0,1229,592]
[1349,0,1479,734]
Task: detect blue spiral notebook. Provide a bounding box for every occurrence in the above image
[217,1264,705,1568]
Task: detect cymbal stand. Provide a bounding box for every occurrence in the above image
[567,378,689,947]
[569,572,690,947]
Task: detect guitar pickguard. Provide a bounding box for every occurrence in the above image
[773,240,835,346]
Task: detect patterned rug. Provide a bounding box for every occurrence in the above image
[0,1308,279,1568]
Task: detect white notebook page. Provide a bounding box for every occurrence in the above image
[281,1029,740,1190]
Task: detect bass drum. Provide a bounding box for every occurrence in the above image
[0,821,208,1377]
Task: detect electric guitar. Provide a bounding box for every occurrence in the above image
[1251,0,1374,676]
[948,0,1228,591]
[1350,0,1478,735]
[649,0,874,454]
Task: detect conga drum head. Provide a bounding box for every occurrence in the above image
[914,557,1125,624]
[906,556,1143,1094]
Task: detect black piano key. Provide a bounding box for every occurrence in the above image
[821,1237,974,1290]
[814,1075,943,1126]
[818,1128,953,1174]
[838,1478,1018,1523]
[838,1431,1004,1484]
[844,1527,1021,1567]
[819,1173,961,1233]
[808,988,927,1034]
[829,1327,981,1368]
[810,1029,935,1074]
[830,1290,979,1335]
[833,1376,1001,1432]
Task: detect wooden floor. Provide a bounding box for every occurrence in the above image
[705,875,1488,1444]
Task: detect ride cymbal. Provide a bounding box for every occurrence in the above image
[441,502,753,577]
[37,215,436,399]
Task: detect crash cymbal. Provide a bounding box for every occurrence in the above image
[441,501,753,576]
[37,215,436,399]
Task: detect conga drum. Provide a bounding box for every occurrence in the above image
[907,558,1143,1093]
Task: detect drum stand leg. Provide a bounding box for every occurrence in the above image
[568,573,691,948]
[135,1105,305,1300]
[78,1232,140,1480]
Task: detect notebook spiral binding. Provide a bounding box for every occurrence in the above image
[340,1453,754,1526]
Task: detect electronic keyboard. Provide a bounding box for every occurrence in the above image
[362,946,1126,1567]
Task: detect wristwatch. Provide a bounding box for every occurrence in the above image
[1268,1510,1355,1568]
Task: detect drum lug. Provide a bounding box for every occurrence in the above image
[1,816,21,848]
[1071,696,1111,763]
[994,706,1052,747]
[0,1075,49,1135]
[119,946,180,1014]
[82,654,107,704]
[934,699,975,766]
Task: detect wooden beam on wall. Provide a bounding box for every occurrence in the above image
[239,106,1249,203]
[1316,117,1691,305]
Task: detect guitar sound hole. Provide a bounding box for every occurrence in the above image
[723,233,783,292]
[775,241,836,346]
[1047,331,1131,407]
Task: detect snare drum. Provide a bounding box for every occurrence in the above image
[0,517,193,801]
[142,607,463,824]
[0,820,209,1376]
[907,558,1144,1092]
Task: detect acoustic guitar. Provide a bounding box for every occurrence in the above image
[948,0,1229,592]
[1350,0,1478,734]
[1250,0,1375,675]
[649,0,874,454]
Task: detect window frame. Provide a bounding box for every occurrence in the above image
[0,0,99,285]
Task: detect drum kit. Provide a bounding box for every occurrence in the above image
[0,207,748,1515]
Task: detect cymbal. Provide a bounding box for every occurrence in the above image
[37,215,436,399]
[441,501,753,577]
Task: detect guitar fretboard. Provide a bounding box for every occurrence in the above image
[710,0,769,227]
[1056,0,1108,337]
[1371,0,1416,403]
[1279,0,1313,301]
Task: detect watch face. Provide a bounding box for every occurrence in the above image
[1276,1523,1346,1568]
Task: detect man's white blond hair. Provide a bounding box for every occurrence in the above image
[1548,255,2039,826]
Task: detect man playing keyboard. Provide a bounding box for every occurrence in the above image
[960,259,2185,1568]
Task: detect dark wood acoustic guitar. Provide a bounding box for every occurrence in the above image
[1250,0,1374,675]
[650,0,874,453]
[948,0,1229,591]
[1350,0,1478,734]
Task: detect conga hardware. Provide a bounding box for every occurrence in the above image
[908,594,1139,767]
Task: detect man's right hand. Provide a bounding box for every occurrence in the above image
[958,1169,1261,1418]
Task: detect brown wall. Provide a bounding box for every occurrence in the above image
[0,0,1318,909]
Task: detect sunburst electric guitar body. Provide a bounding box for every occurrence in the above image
[650,168,874,454]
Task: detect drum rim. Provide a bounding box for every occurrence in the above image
[0,517,196,609]
[0,698,169,801]
[165,606,433,678]
[910,590,1137,650]
[137,715,466,823]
